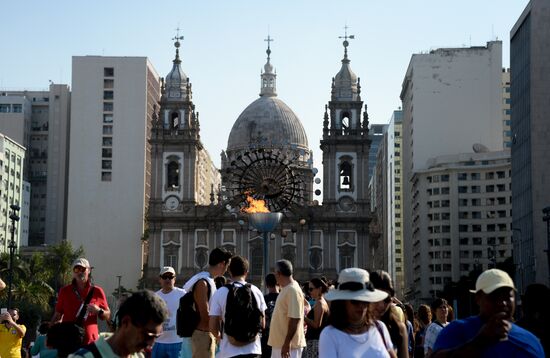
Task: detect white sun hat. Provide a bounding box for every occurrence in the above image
[325,268,389,303]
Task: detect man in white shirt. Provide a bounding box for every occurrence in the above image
[209,255,267,358]
[153,266,186,358]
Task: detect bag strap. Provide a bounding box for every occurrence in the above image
[75,285,95,326]
[374,320,390,350]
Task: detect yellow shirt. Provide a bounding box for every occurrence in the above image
[0,323,26,358]
[267,280,306,349]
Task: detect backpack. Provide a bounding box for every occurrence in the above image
[223,282,264,346]
[263,292,278,336]
[176,278,211,337]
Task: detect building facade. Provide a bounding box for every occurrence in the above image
[411,151,512,302]
[400,42,505,298]
[66,56,160,295]
[0,134,27,251]
[0,85,71,246]
[510,0,550,291]
[144,37,374,287]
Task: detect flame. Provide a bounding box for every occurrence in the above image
[242,195,270,213]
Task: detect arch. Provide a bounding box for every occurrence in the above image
[171,111,179,128]
[341,112,351,134]
[167,161,179,188]
[339,160,352,190]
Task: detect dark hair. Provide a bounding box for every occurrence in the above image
[47,322,83,358]
[404,303,415,323]
[275,259,293,277]
[310,277,329,293]
[418,304,432,325]
[369,270,395,297]
[38,322,50,335]
[209,247,233,266]
[214,276,227,289]
[328,300,372,331]
[117,290,168,328]
[265,273,277,288]
[522,283,550,316]
[228,255,249,277]
[430,298,448,312]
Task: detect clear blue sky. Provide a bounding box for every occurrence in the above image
[1,0,528,170]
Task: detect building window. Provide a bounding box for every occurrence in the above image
[12,104,22,113]
[339,158,353,191]
[103,125,113,135]
[104,79,114,88]
[167,161,180,188]
[104,67,114,77]
[101,172,112,181]
[102,137,112,146]
[0,104,10,113]
[102,160,112,169]
[103,91,114,100]
[103,114,113,123]
[103,102,113,112]
[102,148,112,158]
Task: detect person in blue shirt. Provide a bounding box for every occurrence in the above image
[431,269,544,358]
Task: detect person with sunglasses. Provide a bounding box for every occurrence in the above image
[72,290,169,358]
[51,258,111,346]
[319,268,396,358]
[153,267,186,358]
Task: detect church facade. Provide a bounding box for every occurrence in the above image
[144,35,375,286]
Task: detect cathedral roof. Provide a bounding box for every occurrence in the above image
[226,39,309,152]
[227,96,309,152]
[332,36,359,101]
[164,36,189,100]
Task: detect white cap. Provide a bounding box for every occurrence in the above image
[471,269,515,294]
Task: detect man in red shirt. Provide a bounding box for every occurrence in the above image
[51,258,111,345]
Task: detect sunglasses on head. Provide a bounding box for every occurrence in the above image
[73,266,86,273]
[161,274,175,280]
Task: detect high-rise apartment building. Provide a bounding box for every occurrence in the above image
[368,124,387,182]
[510,0,550,291]
[0,134,27,251]
[66,56,160,295]
[0,85,71,245]
[411,151,512,302]
[502,69,512,148]
[400,42,505,300]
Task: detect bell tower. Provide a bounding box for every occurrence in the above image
[320,30,371,213]
[150,32,202,214]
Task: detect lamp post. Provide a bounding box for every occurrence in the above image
[542,206,550,286]
[248,212,282,290]
[7,204,20,309]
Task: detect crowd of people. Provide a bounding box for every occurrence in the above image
[0,249,549,358]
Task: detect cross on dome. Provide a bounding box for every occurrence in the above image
[339,25,355,60]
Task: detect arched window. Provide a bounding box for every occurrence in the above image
[171,112,179,128]
[341,112,350,134]
[269,78,274,88]
[167,161,179,189]
[339,161,352,190]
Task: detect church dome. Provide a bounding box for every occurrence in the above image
[332,38,360,101]
[227,96,308,152]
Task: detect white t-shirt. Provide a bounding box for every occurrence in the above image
[209,280,267,358]
[155,287,186,344]
[319,323,392,358]
[424,321,447,354]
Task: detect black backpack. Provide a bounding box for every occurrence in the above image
[176,278,211,337]
[223,282,263,346]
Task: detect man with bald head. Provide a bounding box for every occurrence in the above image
[431,269,544,358]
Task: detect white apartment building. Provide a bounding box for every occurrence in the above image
[411,151,512,303]
[0,133,27,251]
[400,42,505,299]
[67,56,160,295]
